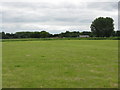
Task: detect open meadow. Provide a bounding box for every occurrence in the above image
[2,40,118,88]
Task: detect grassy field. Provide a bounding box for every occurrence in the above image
[2,40,118,88]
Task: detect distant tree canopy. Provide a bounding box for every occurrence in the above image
[14,31,51,38]
[1,30,119,39]
[59,31,80,37]
[1,31,83,39]
[91,17,114,37]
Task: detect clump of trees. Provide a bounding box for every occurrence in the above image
[91,17,114,37]
[1,31,52,39]
[15,31,52,38]
[55,31,80,38]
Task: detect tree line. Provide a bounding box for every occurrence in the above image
[0,30,120,39]
[0,31,90,39]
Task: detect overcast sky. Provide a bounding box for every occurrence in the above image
[0,0,119,34]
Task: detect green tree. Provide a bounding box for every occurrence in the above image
[116,31,120,37]
[2,32,9,39]
[40,31,50,38]
[90,17,114,37]
[2,32,6,39]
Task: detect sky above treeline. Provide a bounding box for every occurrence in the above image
[0,0,119,34]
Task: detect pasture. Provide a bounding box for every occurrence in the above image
[2,40,118,88]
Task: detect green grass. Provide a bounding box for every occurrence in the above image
[2,40,118,88]
[1,37,119,42]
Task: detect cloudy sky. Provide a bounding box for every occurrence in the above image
[0,0,119,34]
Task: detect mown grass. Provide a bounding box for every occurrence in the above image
[2,40,118,88]
[1,37,119,42]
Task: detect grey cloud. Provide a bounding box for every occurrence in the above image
[1,2,79,10]
[2,4,93,24]
[1,2,54,9]
[1,2,118,11]
[87,2,118,11]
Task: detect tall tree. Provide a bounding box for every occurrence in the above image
[90,17,114,37]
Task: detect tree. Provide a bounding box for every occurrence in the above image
[40,31,50,38]
[31,32,41,38]
[15,32,31,38]
[90,17,114,37]
[80,31,91,35]
[59,31,80,38]
[2,32,6,39]
[116,30,120,37]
